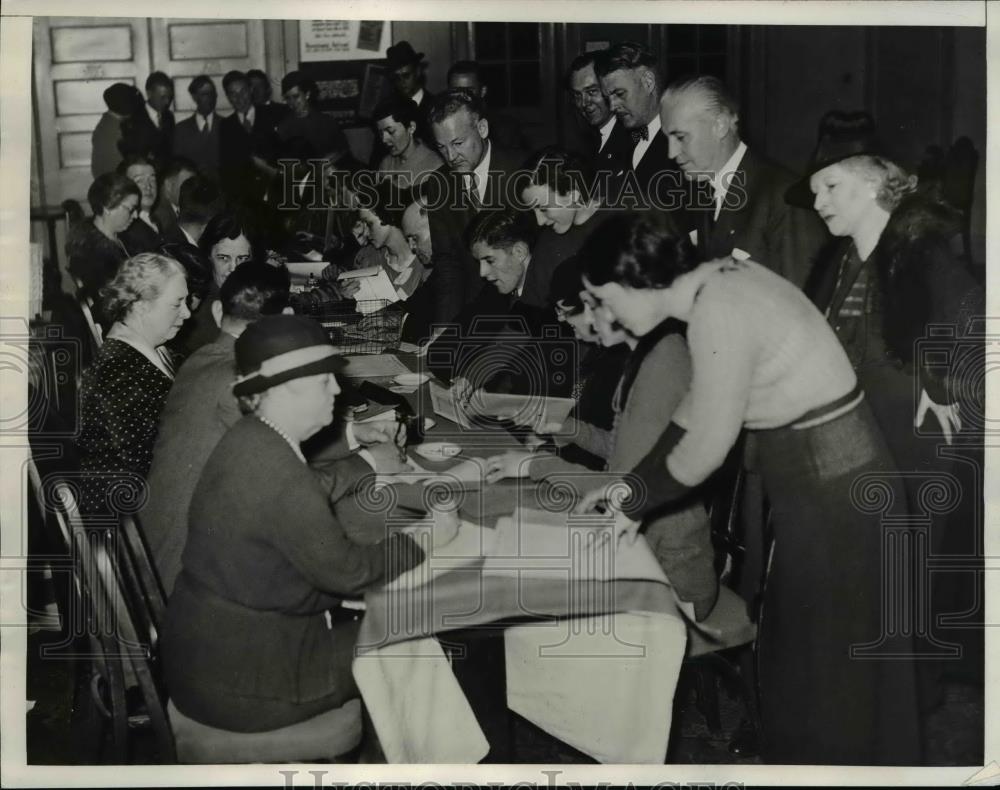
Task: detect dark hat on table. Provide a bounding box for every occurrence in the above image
[785,110,884,207]
[104,82,142,115]
[386,41,425,71]
[233,314,345,397]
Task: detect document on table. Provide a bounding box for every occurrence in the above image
[337,265,400,313]
[342,353,410,379]
[428,381,576,428]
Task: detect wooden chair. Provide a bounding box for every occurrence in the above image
[70,275,104,354]
[38,468,363,764]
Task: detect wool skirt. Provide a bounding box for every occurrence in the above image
[752,397,922,765]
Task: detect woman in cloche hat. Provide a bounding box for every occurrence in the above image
[161,314,458,735]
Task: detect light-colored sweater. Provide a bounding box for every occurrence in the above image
[668,259,857,486]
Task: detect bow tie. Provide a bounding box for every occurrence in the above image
[630,125,649,143]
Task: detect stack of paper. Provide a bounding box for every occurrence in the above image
[338,265,401,313]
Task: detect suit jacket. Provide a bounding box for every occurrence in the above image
[91,112,124,179]
[119,106,175,166]
[173,113,222,178]
[425,144,525,325]
[695,148,829,289]
[615,129,688,231]
[592,117,634,203]
[425,284,575,397]
[152,200,179,239]
[219,104,283,201]
[161,416,424,730]
[118,216,162,254]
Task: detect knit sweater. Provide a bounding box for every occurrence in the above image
[667,259,857,487]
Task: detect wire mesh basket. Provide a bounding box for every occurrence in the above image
[298,298,405,354]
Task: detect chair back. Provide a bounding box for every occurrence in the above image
[72,275,104,353]
[47,475,176,761]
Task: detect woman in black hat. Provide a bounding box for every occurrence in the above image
[794,110,986,703]
[161,314,455,733]
[572,210,921,764]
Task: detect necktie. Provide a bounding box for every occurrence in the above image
[201,118,210,136]
[466,174,482,212]
[242,114,253,134]
[630,125,649,144]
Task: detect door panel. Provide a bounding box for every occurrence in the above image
[150,18,265,116]
[33,17,151,204]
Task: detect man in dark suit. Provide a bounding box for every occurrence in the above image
[566,51,633,201]
[447,60,527,152]
[426,209,575,398]
[118,154,163,253]
[424,90,526,326]
[660,75,828,288]
[246,68,291,125]
[153,157,197,240]
[161,174,225,248]
[173,76,222,180]
[119,71,175,167]
[594,42,686,220]
[219,70,283,203]
[386,41,435,144]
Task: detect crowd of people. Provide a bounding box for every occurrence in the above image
[62,38,983,765]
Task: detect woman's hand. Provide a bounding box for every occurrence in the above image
[351,420,402,447]
[450,376,481,409]
[915,388,961,445]
[572,477,632,514]
[483,451,533,483]
[340,278,362,298]
[368,441,410,474]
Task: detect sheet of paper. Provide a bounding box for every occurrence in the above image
[342,353,410,379]
[338,265,401,313]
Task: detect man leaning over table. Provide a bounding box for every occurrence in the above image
[161,314,458,733]
[142,265,415,596]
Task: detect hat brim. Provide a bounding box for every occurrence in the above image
[232,353,346,397]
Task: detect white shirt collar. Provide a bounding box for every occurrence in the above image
[181,225,198,246]
[597,114,617,151]
[712,141,748,219]
[411,88,425,106]
[256,415,307,463]
[472,140,493,203]
[139,209,157,231]
[240,106,256,127]
[195,113,214,133]
[631,113,661,168]
[145,102,161,128]
[514,255,531,298]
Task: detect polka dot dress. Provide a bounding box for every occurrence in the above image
[78,339,173,516]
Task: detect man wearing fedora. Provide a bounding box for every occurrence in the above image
[660,74,827,289]
[386,41,435,142]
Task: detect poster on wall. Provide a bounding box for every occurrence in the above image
[300,20,392,62]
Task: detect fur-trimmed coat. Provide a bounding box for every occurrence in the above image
[809,193,984,412]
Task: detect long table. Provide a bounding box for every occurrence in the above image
[346,354,690,764]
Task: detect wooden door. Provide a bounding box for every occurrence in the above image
[32,17,152,205]
[148,19,265,119]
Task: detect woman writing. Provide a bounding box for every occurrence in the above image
[573,212,921,765]
[162,315,455,732]
[485,257,718,620]
[77,252,191,514]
